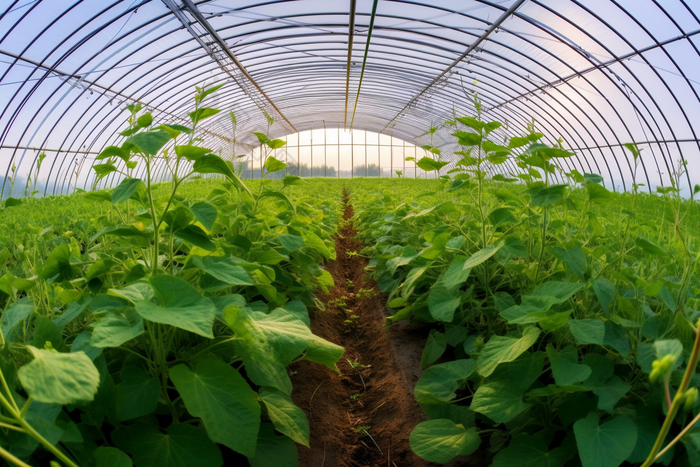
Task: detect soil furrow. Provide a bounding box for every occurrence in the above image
[290,190,433,467]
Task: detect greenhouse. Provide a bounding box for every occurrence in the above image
[0,0,699,466]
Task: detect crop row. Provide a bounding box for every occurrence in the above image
[350,102,700,466]
[0,87,345,467]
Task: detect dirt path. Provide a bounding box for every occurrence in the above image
[290,191,433,467]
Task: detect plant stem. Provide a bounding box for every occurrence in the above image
[655,410,700,461]
[16,416,78,467]
[0,445,33,467]
[641,324,700,467]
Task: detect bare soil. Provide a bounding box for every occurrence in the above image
[290,191,434,467]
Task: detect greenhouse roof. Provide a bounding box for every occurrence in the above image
[0,0,699,194]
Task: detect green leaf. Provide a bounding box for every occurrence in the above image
[174,225,216,252]
[635,238,669,257]
[94,163,118,177]
[438,256,472,289]
[90,310,144,348]
[471,379,531,423]
[409,420,480,463]
[477,327,541,377]
[568,319,605,345]
[193,256,255,287]
[591,376,631,412]
[126,130,172,155]
[488,207,516,227]
[276,234,305,252]
[428,287,461,322]
[414,359,476,405]
[301,231,332,259]
[252,132,269,145]
[175,145,210,162]
[96,146,130,163]
[592,278,615,314]
[39,244,74,281]
[573,413,637,467]
[586,182,612,203]
[191,201,218,230]
[112,178,144,204]
[259,387,309,447]
[282,175,304,188]
[528,184,568,207]
[546,344,591,386]
[198,83,225,101]
[170,358,261,457]
[421,330,447,369]
[109,282,154,304]
[225,307,343,395]
[18,346,100,404]
[551,245,587,280]
[1,299,33,344]
[264,156,286,173]
[94,447,133,467]
[115,366,160,421]
[603,321,631,356]
[248,423,299,467]
[188,107,221,125]
[113,424,223,467]
[416,157,449,172]
[135,275,216,338]
[453,131,482,146]
[492,435,566,467]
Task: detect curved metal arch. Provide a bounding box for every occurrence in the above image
[1,0,699,196]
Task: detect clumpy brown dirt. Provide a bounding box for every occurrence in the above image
[290,190,434,467]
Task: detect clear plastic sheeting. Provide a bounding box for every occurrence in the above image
[0,0,698,196]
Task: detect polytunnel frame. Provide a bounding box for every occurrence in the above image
[0,0,698,197]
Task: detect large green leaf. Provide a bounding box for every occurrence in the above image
[90,310,145,348]
[477,327,541,377]
[173,225,216,252]
[193,256,254,287]
[18,346,100,404]
[94,447,133,467]
[551,246,587,280]
[126,130,172,155]
[259,387,309,447]
[416,157,449,172]
[492,436,566,467]
[471,379,531,423]
[409,420,480,463]
[635,238,669,257]
[39,244,74,281]
[546,344,591,386]
[428,287,461,322]
[170,358,261,457]
[573,413,637,467]
[414,359,476,405]
[264,156,286,173]
[568,319,605,345]
[528,184,567,207]
[112,423,223,467]
[438,255,472,289]
[174,145,210,162]
[421,330,447,369]
[191,201,218,230]
[248,423,299,467]
[135,275,216,338]
[115,366,160,421]
[586,182,612,203]
[225,307,343,395]
[1,298,34,344]
[112,178,144,204]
